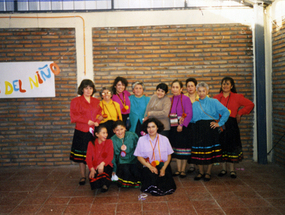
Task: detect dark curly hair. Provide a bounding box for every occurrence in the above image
[141,117,165,134]
[92,124,108,145]
[156,83,168,94]
[77,79,96,96]
[112,76,128,94]
[219,76,237,93]
[186,78,197,87]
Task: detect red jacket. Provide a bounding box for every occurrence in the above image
[86,139,114,170]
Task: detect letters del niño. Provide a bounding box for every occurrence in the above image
[3,63,60,95]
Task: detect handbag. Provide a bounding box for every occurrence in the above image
[198,101,225,133]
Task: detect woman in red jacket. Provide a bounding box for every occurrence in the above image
[214,77,254,178]
[70,79,102,186]
[86,125,114,192]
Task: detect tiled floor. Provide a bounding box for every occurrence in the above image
[0,161,285,215]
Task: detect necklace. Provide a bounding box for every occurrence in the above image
[102,101,120,120]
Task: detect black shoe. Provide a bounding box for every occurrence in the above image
[230,171,237,179]
[101,185,108,192]
[173,171,181,177]
[194,173,204,181]
[218,170,227,177]
[79,177,86,185]
[204,173,211,182]
[179,171,187,178]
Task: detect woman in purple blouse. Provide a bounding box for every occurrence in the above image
[168,80,193,178]
[134,118,176,196]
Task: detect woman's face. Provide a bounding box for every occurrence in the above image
[83,86,93,98]
[171,82,182,96]
[133,84,144,97]
[113,125,126,139]
[186,81,196,95]
[156,88,166,99]
[197,87,208,100]
[222,80,233,93]
[115,81,125,94]
[147,122,158,137]
[102,89,112,102]
[96,128,108,143]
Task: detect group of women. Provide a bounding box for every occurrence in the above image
[69,76,254,195]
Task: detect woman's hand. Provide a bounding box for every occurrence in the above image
[88,120,95,126]
[159,168,166,177]
[89,167,96,178]
[179,117,184,125]
[97,162,105,174]
[94,122,99,127]
[236,114,241,124]
[177,125,183,132]
[143,116,148,122]
[149,165,158,175]
[210,121,219,129]
[112,172,116,176]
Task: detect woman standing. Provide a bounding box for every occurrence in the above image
[214,77,254,178]
[111,77,131,127]
[99,87,122,139]
[70,79,102,185]
[169,80,193,178]
[144,83,171,137]
[111,120,141,188]
[86,125,114,192]
[134,118,176,196]
[185,78,199,173]
[191,82,230,181]
[129,82,150,137]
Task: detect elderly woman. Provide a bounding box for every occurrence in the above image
[111,76,131,128]
[214,77,254,178]
[129,82,150,137]
[99,87,122,139]
[70,79,102,186]
[134,117,176,196]
[144,83,171,137]
[191,82,230,181]
[169,79,192,178]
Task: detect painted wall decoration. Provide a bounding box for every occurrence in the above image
[0,61,60,98]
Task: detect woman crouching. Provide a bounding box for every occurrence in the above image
[134,118,176,196]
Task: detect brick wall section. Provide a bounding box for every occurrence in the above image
[93,24,255,161]
[0,28,76,167]
[272,19,285,168]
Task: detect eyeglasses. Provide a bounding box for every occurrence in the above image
[102,91,111,96]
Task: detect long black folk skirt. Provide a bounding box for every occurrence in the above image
[169,125,191,160]
[116,163,141,188]
[140,165,176,196]
[219,117,243,163]
[89,165,113,190]
[70,129,93,163]
[191,120,222,165]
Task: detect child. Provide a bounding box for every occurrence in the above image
[86,125,114,192]
[129,82,150,137]
[111,120,141,188]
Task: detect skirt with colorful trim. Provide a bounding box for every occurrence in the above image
[89,165,113,190]
[140,165,176,196]
[169,125,191,159]
[191,120,222,165]
[116,163,141,188]
[219,117,243,163]
[70,129,93,164]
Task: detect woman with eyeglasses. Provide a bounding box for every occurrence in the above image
[99,87,122,139]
